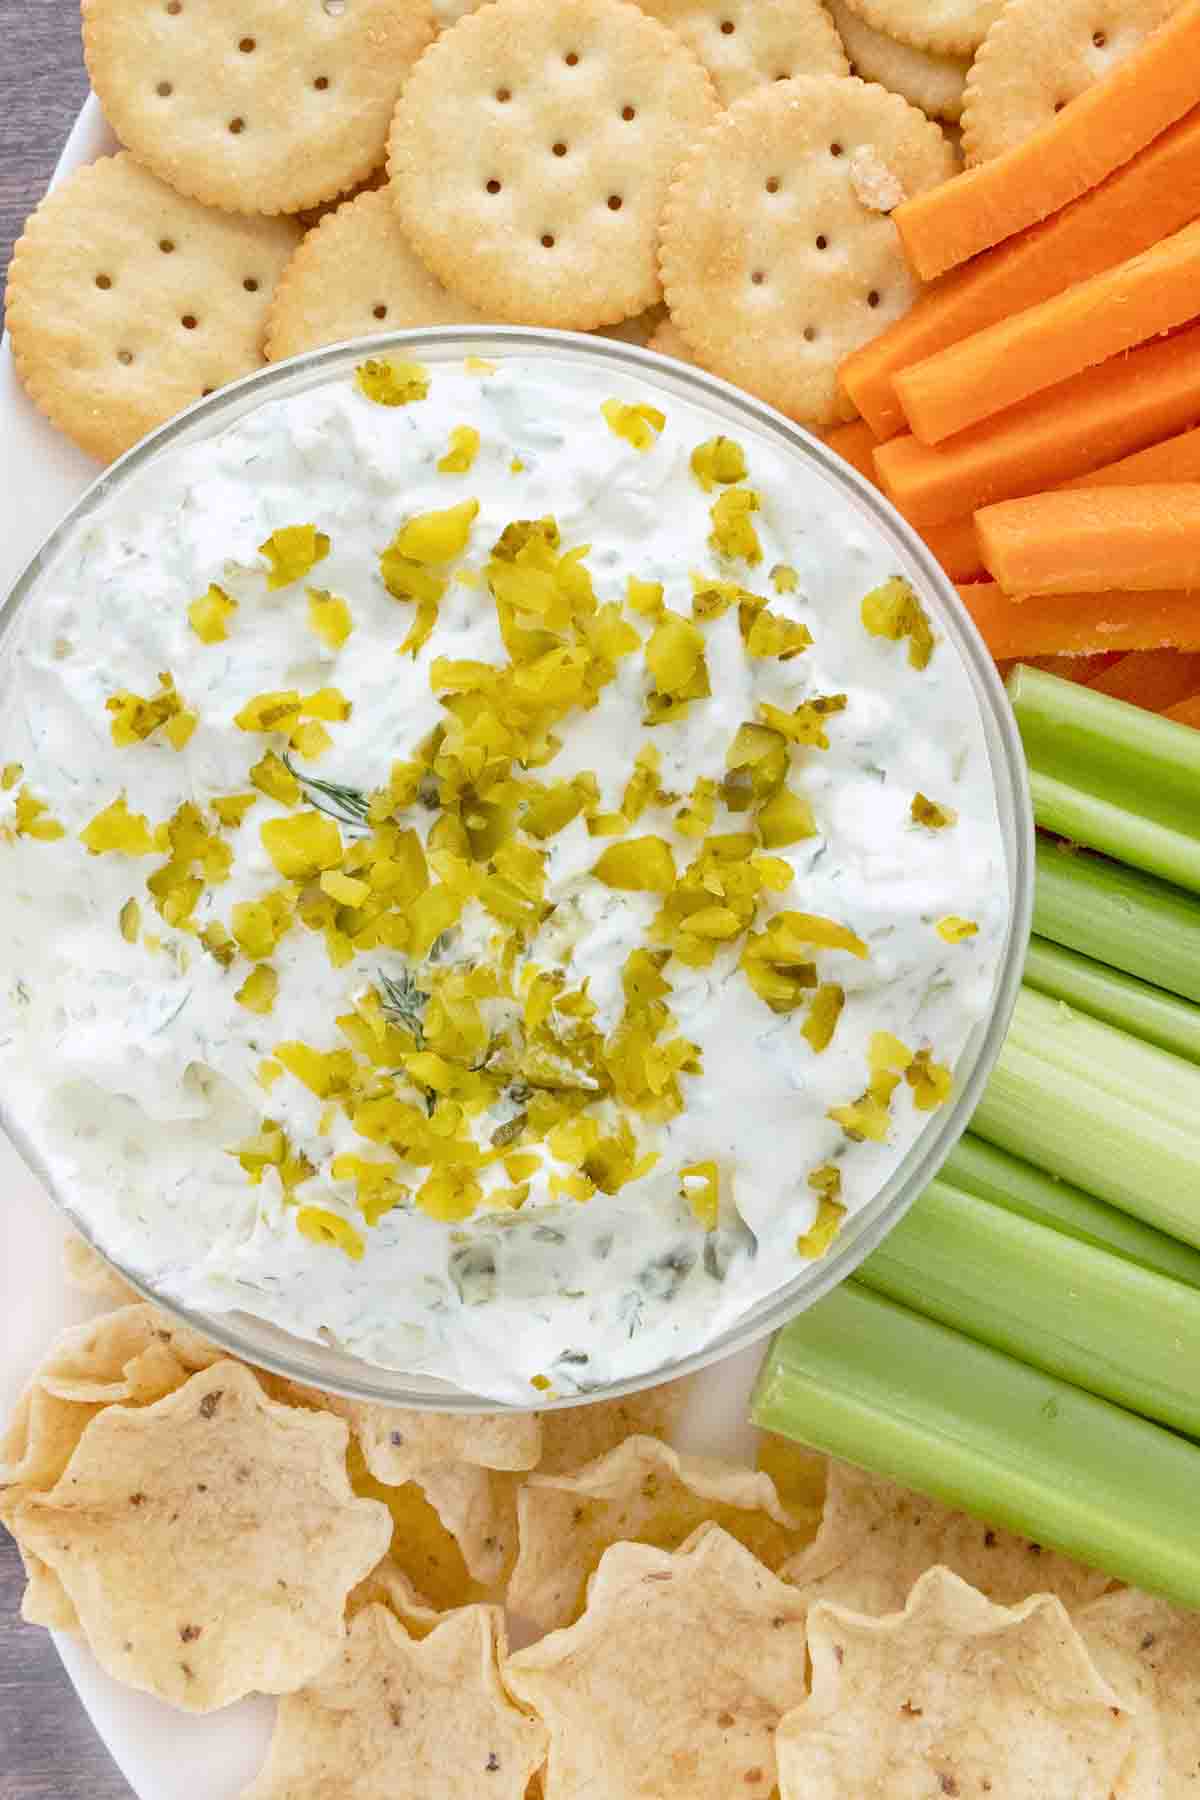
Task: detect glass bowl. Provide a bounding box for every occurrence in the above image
[0,327,1034,1412]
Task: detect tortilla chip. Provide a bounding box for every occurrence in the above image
[18,1544,83,1631]
[11,1361,391,1711]
[347,1559,443,1639]
[781,1459,1108,1615]
[536,1376,693,1476]
[243,1602,548,1800]
[1076,1586,1200,1796]
[62,1231,140,1306]
[776,1565,1133,1799]
[347,1441,484,1613]
[506,1523,809,1798]
[509,1434,820,1633]
[415,1462,522,1589]
[35,1304,220,1404]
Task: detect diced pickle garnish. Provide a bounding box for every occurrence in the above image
[593,837,676,893]
[188,584,237,643]
[235,965,279,1014]
[758,695,847,750]
[107,672,193,750]
[259,525,331,590]
[771,563,798,593]
[307,589,353,650]
[861,575,936,670]
[801,983,845,1053]
[260,811,343,879]
[690,436,747,492]
[796,1194,845,1259]
[118,897,141,942]
[1,764,22,792]
[602,399,666,451]
[438,425,481,473]
[393,500,480,564]
[908,1046,953,1110]
[250,751,301,807]
[355,358,430,407]
[756,785,816,847]
[744,609,812,661]
[911,792,957,829]
[626,576,664,618]
[709,488,762,564]
[680,1160,719,1230]
[80,796,157,856]
[8,784,66,843]
[296,1207,365,1260]
[937,915,979,943]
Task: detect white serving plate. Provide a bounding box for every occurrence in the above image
[0,98,765,1795]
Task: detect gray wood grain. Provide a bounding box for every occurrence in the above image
[0,7,133,1789]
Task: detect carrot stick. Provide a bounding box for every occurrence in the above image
[894,3,1200,279]
[895,222,1200,445]
[1164,693,1200,727]
[957,585,1200,660]
[1086,649,1200,711]
[1023,653,1128,685]
[976,485,1200,597]
[1060,425,1200,490]
[822,420,878,483]
[922,515,984,582]
[873,325,1200,528]
[839,109,1200,439]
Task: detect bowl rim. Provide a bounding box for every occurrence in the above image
[0,325,1034,1412]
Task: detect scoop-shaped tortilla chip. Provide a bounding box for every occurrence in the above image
[777,1565,1133,1799]
[1076,1586,1200,1796]
[347,1559,442,1638]
[510,1434,819,1633]
[415,1463,522,1589]
[62,1232,140,1306]
[506,1523,808,1799]
[243,1602,547,1800]
[781,1459,1108,1616]
[536,1378,693,1476]
[11,1361,391,1711]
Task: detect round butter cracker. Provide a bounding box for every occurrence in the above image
[829,0,969,121]
[388,0,720,329]
[647,316,698,362]
[6,154,301,464]
[962,0,1184,164]
[837,0,1004,57]
[659,75,955,426]
[82,0,435,216]
[266,189,486,362]
[633,0,848,106]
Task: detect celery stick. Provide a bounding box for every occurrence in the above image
[753,1283,1200,1608]
[1034,838,1200,1004]
[971,1038,1200,1245]
[1025,936,1200,1064]
[1006,987,1200,1124]
[1028,768,1200,893]
[859,1180,1200,1435]
[943,1135,1200,1290]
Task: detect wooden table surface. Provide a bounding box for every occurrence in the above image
[1,15,135,1798]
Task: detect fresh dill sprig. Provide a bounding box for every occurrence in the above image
[282,753,371,829]
[378,966,429,1047]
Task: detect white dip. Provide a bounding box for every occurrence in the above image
[0,352,1009,1402]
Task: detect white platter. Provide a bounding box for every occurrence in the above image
[0,97,766,1795]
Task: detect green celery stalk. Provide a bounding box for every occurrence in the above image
[1009,665,1200,891]
[1024,936,1200,1064]
[1033,837,1200,1004]
[971,1036,1200,1244]
[858,1179,1200,1435]
[1006,987,1200,1123]
[943,1135,1200,1290]
[753,1283,1200,1608]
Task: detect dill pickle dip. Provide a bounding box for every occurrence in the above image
[0,352,1009,1402]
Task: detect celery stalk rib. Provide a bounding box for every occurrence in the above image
[1027,768,1200,893]
[1006,986,1200,1124]
[943,1135,1200,1290]
[753,1283,1200,1608]
[1024,936,1200,1064]
[1033,838,1200,1004]
[858,1179,1200,1436]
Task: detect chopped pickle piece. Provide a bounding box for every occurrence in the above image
[259,524,330,590]
[250,751,301,807]
[415,1167,481,1222]
[908,1046,953,1111]
[801,983,845,1053]
[393,500,480,564]
[911,792,957,829]
[723,722,788,812]
[1,764,22,792]
[355,357,429,406]
[626,576,664,618]
[465,355,495,375]
[769,910,868,960]
[438,425,481,473]
[621,744,663,823]
[709,487,762,564]
[828,1091,891,1143]
[861,575,936,670]
[232,887,296,959]
[938,915,979,943]
[680,1159,719,1230]
[758,695,847,750]
[771,563,798,594]
[510,457,525,474]
[235,965,279,1015]
[107,672,192,750]
[235,690,304,735]
[202,921,237,968]
[260,811,343,879]
[690,435,747,492]
[301,687,352,723]
[645,614,710,709]
[675,777,717,840]
[188,584,237,643]
[296,1207,365,1260]
[744,609,812,661]
[257,1058,283,1089]
[601,399,665,451]
[8,785,66,843]
[320,870,370,906]
[593,837,676,893]
[118,897,141,942]
[212,793,257,829]
[289,720,333,761]
[809,1163,843,1202]
[80,796,156,856]
[307,589,353,650]
[871,1031,914,1076]
[796,1194,846,1259]
[756,785,816,848]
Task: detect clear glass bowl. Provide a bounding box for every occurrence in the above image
[0,327,1034,1412]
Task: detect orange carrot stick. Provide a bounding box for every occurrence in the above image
[1086,649,1200,711]
[976,485,1200,597]
[839,110,1200,440]
[1060,425,1200,490]
[895,222,1200,445]
[873,325,1200,528]
[1025,653,1128,685]
[822,420,878,483]
[894,3,1200,280]
[1164,693,1200,726]
[956,584,1200,659]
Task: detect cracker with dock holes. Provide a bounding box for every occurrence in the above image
[634,0,848,106]
[836,0,1004,57]
[829,0,970,121]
